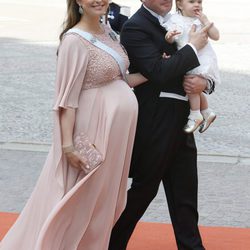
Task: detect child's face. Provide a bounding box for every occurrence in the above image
[177,0,203,17]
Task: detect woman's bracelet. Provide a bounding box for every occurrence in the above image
[62,144,75,154]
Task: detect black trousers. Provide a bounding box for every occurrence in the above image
[109,99,205,250]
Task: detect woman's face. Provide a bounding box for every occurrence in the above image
[77,0,109,17]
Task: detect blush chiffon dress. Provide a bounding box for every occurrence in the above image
[0,25,138,250]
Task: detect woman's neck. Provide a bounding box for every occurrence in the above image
[76,16,104,35]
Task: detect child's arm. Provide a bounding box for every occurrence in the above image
[165,30,181,43]
[126,73,147,88]
[196,11,220,41]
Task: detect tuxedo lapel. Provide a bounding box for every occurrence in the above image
[139,6,159,25]
[138,6,167,33]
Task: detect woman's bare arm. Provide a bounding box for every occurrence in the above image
[126,72,147,88]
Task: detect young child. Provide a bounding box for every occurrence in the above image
[164,0,220,133]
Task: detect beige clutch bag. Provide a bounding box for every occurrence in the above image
[74,132,103,174]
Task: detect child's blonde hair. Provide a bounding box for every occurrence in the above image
[175,0,182,14]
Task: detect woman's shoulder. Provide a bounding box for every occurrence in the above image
[102,23,113,33]
[61,31,89,48]
[62,31,85,44]
[58,32,89,56]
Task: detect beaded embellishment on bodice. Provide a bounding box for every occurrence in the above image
[65,26,129,90]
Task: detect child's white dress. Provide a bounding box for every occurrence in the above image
[163,13,220,85]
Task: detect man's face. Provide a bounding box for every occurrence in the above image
[143,0,173,16]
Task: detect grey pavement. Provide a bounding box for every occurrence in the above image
[0,0,250,229]
[0,146,250,228]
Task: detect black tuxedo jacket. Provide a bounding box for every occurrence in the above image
[120,6,200,177]
[121,5,200,96]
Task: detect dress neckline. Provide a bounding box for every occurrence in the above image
[73,23,106,37]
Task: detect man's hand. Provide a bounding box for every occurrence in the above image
[183,75,207,94]
[188,22,213,51]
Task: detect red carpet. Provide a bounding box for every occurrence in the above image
[1,212,250,249]
[128,222,250,250]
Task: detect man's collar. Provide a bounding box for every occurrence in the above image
[142,4,160,19]
[142,4,171,26]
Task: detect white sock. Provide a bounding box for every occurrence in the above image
[201,108,212,120]
[188,110,203,120]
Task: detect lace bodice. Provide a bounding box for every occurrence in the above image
[62,25,129,90]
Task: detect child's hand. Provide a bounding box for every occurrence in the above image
[195,10,210,26]
[165,30,181,43]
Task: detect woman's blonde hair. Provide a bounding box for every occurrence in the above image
[59,0,81,41]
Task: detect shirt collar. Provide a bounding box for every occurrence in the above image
[143,4,171,26]
[143,4,160,19]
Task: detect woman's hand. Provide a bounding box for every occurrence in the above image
[65,151,87,170]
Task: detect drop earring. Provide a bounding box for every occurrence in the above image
[79,5,84,15]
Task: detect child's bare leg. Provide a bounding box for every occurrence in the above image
[189,93,201,110]
[200,92,214,119]
[200,92,208,111]
[184,93,203,133]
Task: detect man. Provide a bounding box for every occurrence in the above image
[109,0,215,249]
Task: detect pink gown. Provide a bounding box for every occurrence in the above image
[0,25,138,250]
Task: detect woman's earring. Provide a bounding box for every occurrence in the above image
[79,5,84,15]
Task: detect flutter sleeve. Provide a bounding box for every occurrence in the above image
[53,34,89,110]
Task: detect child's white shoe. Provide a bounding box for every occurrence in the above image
[199,112,217,133]
[184,118,203,133]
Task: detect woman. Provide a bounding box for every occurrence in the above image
[0,0,145,249]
